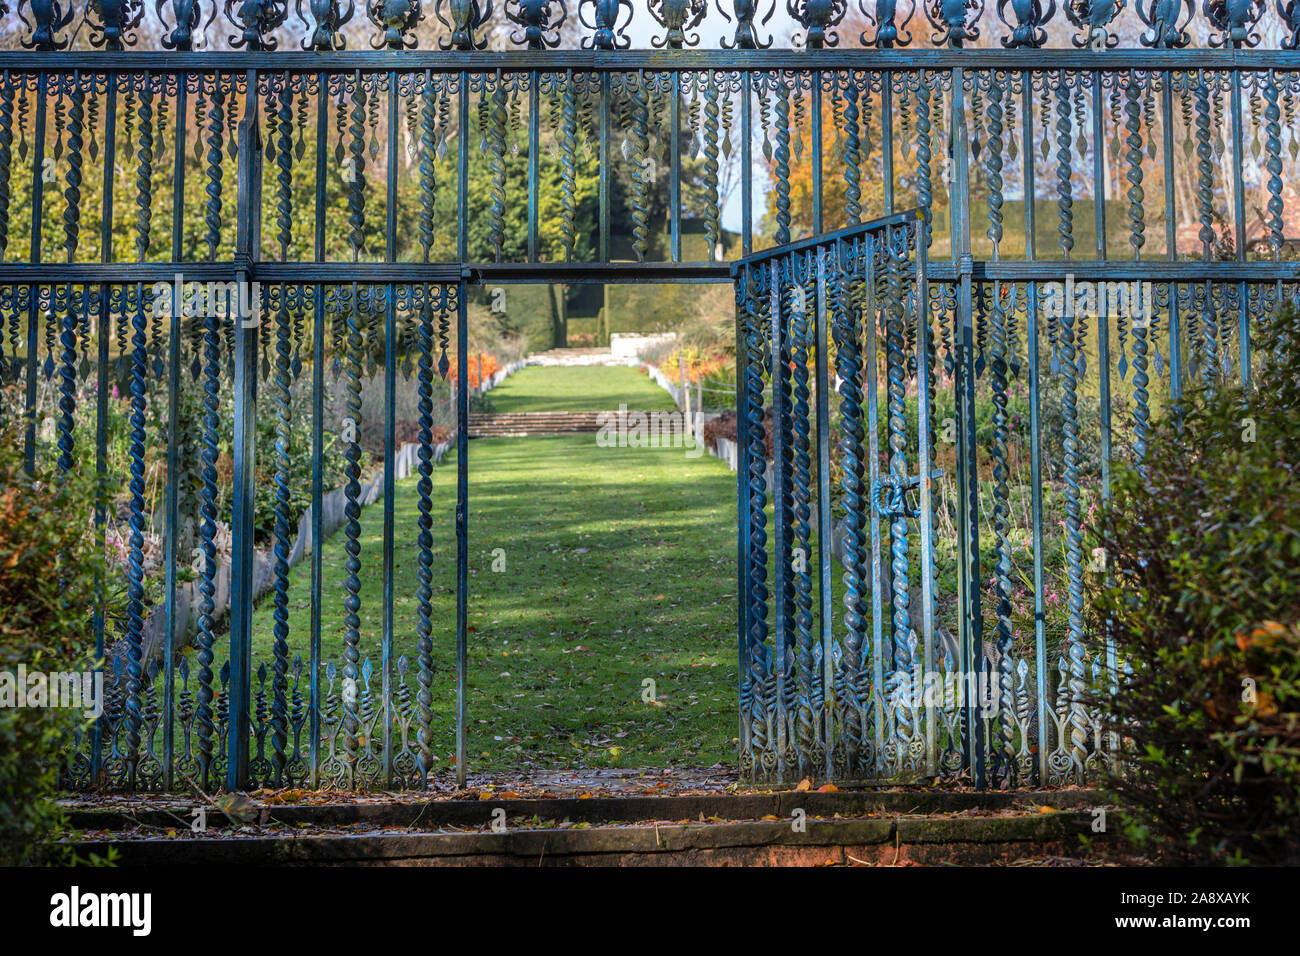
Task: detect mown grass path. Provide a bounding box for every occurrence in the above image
[250,366,737,776]
[487,365,678,413]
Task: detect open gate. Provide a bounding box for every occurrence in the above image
[732,212,980,785]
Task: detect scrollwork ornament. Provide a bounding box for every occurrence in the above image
[435,0,492,49]
[1203,0,1264,47]
[788,0,848,47]
[649,0,707,47]
[297,0,356,49]
[716,0,774,47]
[859,0,915,46]
[225,0,290,49]
[997,0,1055,47]
[18,0,76,49]
[504,0,568,47]
[87,0,147,48]
[371,0,423,47]
[1136,0,1192,47]
[1064,0,1123,48]
[579,0,633,48]
[1280,0,1300,48]
[157,0,215,49]
[926,0,981,45]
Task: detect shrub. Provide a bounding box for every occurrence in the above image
[1090,316,1300,864]
[0,388,115,865]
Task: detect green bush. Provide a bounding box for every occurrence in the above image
[0,389,115,866]
[1091,317,1300,864]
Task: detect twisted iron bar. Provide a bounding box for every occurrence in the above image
[773,80,792,245]
[560,72,578,261]
[703,74,722,261]
[1125,73,1149,473]
[1264,71,1284,259]
[269,81,294,786]
[415,297,435,779]
[135,75,154,261]
[340,303,363,786]
[743,266,773,777]
[62,75,84,261]
[1059,276,1088,782]
[195,312,220,787]
[913,73,931,249]
[203,80,224,260]
[419,74,437,260]
[832,242,868,772]
[488,76,508,260]
[0,75,12,264]
[347,76,367,259]
[843,76,862,225]
[627,74,651,262]
[883,228,912,770]
[57,306,76,474]
[125,303,148,785]
[789,258,815,776]
[1055,72,1074,258]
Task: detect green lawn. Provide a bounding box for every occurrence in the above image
[487,364,679,413]
[249,432,739,776]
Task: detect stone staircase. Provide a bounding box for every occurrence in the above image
[469,411,621,437]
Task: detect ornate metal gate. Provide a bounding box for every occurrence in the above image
[2,0,1298,792]
[734,213,949,785]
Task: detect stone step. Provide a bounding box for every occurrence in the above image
[468,410,660,437]
[62,790,1112,866]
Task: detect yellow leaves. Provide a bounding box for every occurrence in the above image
[1255,692,1278,718]
[262,789,306,806]
[1237,620,1287,651]
[795,777,812,792]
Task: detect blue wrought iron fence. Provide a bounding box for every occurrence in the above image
[0,0,1297,791]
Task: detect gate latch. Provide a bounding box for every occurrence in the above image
[872,468,944,519]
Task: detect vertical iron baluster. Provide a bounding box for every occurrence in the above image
[984,70,1016,786]
[863,242,885,775]
[1230,68,1249,384]
[382,67,400,788]
[769,257,790,782]
[791,251,814,778]
[162,73,188,791]
[270,74,294,788]
[883,226,912,773]
[950,66,985,789]
[742,262,770,779]
[455,280,469,790]
[1093,69,1117,774]
[703,73,721,262]
[560,71,577,261]
[843,74,861,226]
[228,93,260,792]
[415,290,436,782]
[832,237,866,777]
[1125,72,1150,475]
[23,71,48,472]
[773,78,791,245]
[814,251,834,781]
